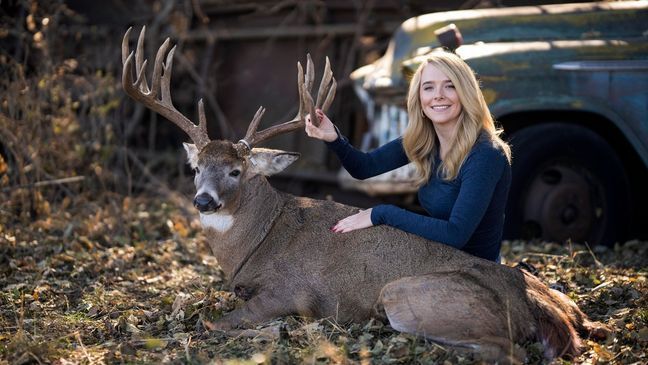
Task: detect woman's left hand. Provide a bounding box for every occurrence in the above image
[332,208,374,233]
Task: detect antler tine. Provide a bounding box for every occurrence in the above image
[296,61,305,121]
[133,59,149,90]
[321,78,337,112]
[305,53,315,92]
[198,99,209,136]
[122,27,132,65]
[160,45,176,106]
[150,38,171,99]
[243,106,266,143]
[135,27,150,93]
[315,57,333,109]
[122,27,211,150]
[303,81,318,128]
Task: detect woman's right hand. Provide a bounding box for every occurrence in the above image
[305,109,339,143]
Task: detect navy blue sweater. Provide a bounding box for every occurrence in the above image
[326,132,511,261]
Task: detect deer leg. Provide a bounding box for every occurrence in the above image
[211,290,290,331]
[379,272,527,363]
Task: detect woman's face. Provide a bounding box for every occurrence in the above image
[419,64,462,128]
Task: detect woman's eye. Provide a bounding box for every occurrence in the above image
[230,169,241,177]
[446,84,455,89]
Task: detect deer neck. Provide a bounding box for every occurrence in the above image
[201,175,284,281]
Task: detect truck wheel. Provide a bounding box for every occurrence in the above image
[504,123,629,246]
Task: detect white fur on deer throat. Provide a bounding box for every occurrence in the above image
[200,212,234,233]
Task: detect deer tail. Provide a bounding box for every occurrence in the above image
[532,294,583,359]
[521,271,586,360]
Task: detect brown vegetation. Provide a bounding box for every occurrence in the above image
[1,191,646,364]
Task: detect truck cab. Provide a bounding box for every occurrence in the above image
[346,1,648,245]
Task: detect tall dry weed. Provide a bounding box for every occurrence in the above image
[0,1,188,225]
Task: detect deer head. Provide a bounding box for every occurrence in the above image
[122,26,336,215]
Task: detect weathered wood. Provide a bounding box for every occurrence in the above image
[181,23,402,41]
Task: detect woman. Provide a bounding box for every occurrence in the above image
[305,51,511,262]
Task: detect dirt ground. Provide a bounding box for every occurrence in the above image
[0,189,646,365]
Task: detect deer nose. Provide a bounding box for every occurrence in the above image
[193,193,222,212]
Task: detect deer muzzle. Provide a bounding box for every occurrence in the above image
[193,193,222,213]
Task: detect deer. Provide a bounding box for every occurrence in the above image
[121,26,607,362]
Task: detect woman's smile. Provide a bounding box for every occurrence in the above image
[431,105,451,111]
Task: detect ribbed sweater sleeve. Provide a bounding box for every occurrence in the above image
[325,135,410,180]
[370,145,507,249]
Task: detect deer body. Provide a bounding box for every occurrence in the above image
[122,28,607,361]
[210,176,458,322]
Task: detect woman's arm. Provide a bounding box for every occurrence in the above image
[371,147,508,248]
[305,110,409,179]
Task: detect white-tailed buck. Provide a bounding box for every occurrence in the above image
[122,26,607,362]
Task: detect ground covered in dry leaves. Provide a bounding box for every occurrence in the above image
[0,191,646,365]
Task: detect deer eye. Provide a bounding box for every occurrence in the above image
[229,169,241,177]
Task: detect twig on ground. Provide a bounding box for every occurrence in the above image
[583,241,604,268]
[75,332,93,365]
[184,335,193,363]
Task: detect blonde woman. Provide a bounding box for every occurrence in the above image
[305,51,511,262]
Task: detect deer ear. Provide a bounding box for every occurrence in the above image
[248,148,300,176]
[183,143,199,169]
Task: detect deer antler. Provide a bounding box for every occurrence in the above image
[122,26,211,150]
[235,54,337,156]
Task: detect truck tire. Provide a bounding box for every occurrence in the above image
[504,123,630,246]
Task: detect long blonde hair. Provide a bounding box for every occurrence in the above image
[402,52,511,186]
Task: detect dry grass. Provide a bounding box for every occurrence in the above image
[0,189,646,364]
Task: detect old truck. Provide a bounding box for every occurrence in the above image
[344,1,648,246]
